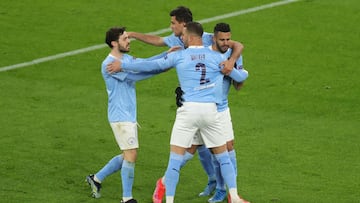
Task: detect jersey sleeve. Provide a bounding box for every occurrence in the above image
[122,52,178,72]
[125,71,162,81]
[163,33,184,48]
[228,56,248,82]
[228,68,248,82]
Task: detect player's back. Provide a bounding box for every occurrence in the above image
[174,47,224,104]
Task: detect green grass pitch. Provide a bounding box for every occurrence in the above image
[0,0,359,202]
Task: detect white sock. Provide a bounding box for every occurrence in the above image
[166,196,174,203]
[229,188,240,201]
[122,197,132,202]
[94,175,101,183]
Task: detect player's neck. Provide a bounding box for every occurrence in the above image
[110,50,124,59]
[211,45,218,52]
[189,39,203,47]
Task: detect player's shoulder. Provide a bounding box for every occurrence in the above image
[202,32,214,46]
[122,54,137,62]
[203,31,213,37]
[102,54,115,65]
[163,33,183,47]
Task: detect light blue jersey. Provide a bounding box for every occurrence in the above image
[163,32,213,48]
[122,47,245,104]
[101,54,163,123]
[215,48,248,112]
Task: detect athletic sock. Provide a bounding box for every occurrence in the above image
[198,145,216,181]
[180,151,194,168]
[229,149,238,175]
[95,154,123,182]
[165,152,184,196]
[214,151,237,189]
[212,154,226,190]
[166,196,174,203]
[121,160,135,198]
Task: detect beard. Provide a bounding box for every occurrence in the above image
[216,43,228,54]
[118,47,129,53]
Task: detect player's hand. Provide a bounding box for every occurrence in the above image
[220,59,235,76]
[127,31,135,39]
[175,86,184,107]
[233,81,244,90]
[107,60,122,74]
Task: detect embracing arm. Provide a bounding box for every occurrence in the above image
[126,71,164,82]
[220,40,244,75]
[228,68,248,83]
[127,32,166,47]
[107,47,181,73]
[122,58,172,72]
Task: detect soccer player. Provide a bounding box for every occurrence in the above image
[110,22,247,203]
[207,22,248,203]
[85,27,170,203]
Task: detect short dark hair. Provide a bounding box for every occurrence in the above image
[185,22,203,37]
[105,27,126,48]
[214,23,231,34]
[170,6,193,23]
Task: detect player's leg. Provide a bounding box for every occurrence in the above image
[208,153,227,203]
[153,145,196,203]
[198,145,217,196]
[225,108,238,175]
[209,108,236,202]
[121,149,137,202]
[164,102,202,203]
[86,154,124,198]
[95,154,124,182]
[227,140,237,174]
[211,146,242,203]
[112,122,139,203]
[200,108,242,203]
[164,149,185,203]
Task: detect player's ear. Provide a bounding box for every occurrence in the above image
[111,41,117,47]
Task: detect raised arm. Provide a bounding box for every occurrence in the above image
[127,32,167,47]
[220,40,244,75]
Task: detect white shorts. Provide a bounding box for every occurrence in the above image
[170,102,226,148]
[192,130,204,145]
[110,122,139,150]
[191,108,234,145]
[219,108,234,142]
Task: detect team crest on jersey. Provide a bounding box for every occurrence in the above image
[128,137,136,145]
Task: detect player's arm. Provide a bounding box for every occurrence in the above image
[226,68,248,83]
[122,56,174,72]
[126,71,164,82]
[107,47,180,73]
[109,52,177,73]
[220,40,244,75]
[127,32,167,46]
